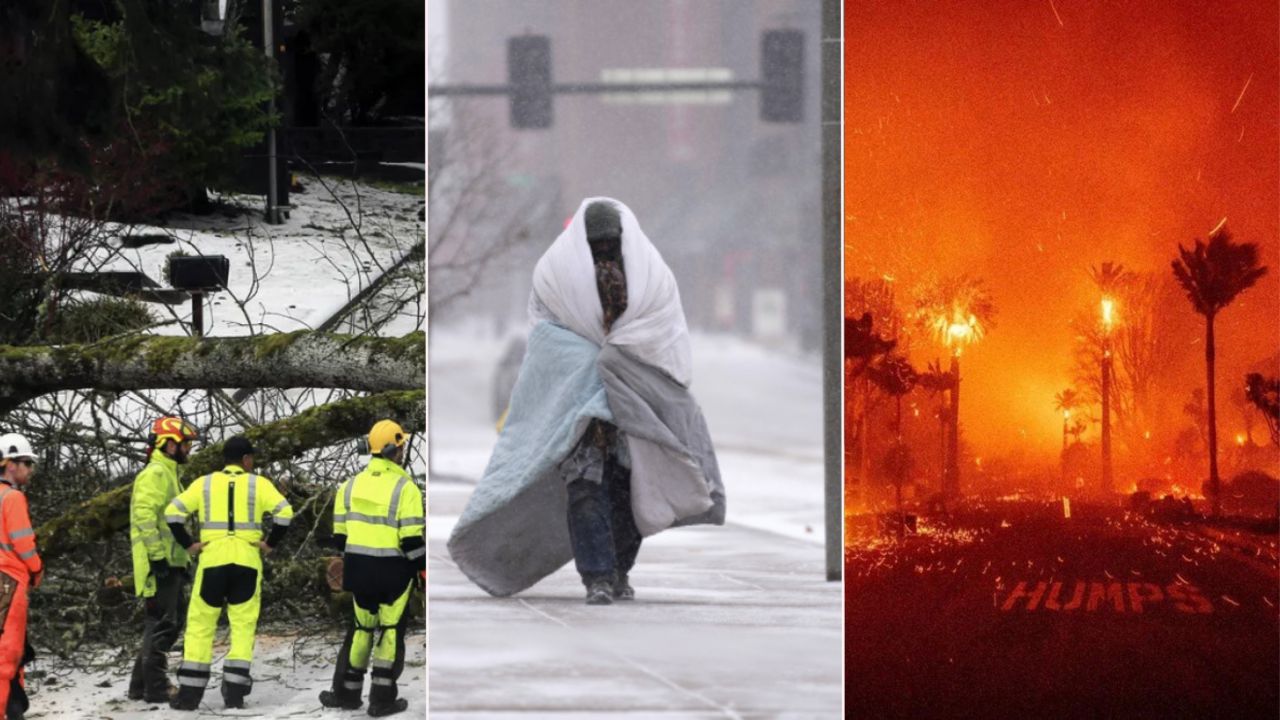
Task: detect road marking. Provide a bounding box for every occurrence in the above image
[1000,579,1215,614]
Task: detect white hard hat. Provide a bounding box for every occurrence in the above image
[0,433,35,462]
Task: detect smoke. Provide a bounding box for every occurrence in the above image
[845,0,1279,456]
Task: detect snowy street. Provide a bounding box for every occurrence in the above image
[428,326,842,718]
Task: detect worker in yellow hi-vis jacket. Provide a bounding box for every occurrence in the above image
[164,436,293,711]
[128,417,197,704]
[319,420,424,717]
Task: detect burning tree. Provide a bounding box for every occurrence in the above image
[1070,268,1191,475]
[912,274,995,496]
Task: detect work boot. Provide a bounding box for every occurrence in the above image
[585,579,613,605]
[6,691,27,720]
[367,697,408,717]
[612,575,635,601]
[169,685,203,711]
[221,681,250,709]
[143,683,177,704]
[127,656,145,700]
[319,689,363,710]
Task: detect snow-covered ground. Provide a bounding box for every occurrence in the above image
[89,181,423,339]
[428,320,841,718]
[26,627,426,719]
[42,179,427,479]
[50,179,428,477]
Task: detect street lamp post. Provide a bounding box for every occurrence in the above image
[262,0,282,224]
[948,352,961,496]
[1061,409,1070,484]
[201,0,284,224]
[1100,297,1115,495]
[941,319,975,497]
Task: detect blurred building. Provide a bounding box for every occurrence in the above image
[432,0,822,348]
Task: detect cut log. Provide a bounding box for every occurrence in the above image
[0,330,424,412]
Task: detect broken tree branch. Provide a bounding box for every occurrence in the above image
[37,388,425,559]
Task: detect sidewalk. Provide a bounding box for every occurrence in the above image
[428,479,843,719]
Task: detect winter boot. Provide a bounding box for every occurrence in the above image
[368,684,407,718]
[143,683,178,704]
[127,657,145,701]
[612,575,635,601]
[319,689,363,710]
[6,677,28,720]
[221,681,250,709]
[367,698,409,717]
[169,685,203,711]
[585,579,614,605]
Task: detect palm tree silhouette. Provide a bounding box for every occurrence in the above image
[1054,388,1083,486]
[1171,228,1268,516]
[913,275,996,496]
[1053,388,1081,451]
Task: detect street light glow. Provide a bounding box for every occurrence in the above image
[1100,296,1115,330]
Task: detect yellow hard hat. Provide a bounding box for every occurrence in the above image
[368,420,408,456]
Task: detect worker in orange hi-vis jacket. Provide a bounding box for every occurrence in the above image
[0,433,42,720]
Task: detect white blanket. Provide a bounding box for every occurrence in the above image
[529,197,694,387]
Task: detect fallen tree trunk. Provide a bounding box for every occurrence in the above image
[0,331,424,412]
[37,389,425,559]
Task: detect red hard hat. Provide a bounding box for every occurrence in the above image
[151,417,198,448]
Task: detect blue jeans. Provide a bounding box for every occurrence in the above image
[564,423,641,586]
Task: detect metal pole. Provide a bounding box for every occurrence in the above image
[1061,412,1068,486]
[1101,345,1113,494]
[821,0,842,581]
[942,397,952,491]
[949,355,961,496]
[263,0,281,224]
[191,292,204,338]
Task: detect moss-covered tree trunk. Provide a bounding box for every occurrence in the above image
[37,388,425,559]
[0,330,424,412]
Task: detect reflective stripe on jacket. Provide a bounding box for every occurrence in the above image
[130,452,191,596]
[0,481,40,583]
[334,458,424,560]
[165,465,293,552]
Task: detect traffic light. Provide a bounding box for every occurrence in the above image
[508,35,552,129]
[761,30,804,123]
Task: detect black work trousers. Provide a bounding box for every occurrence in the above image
[129,569,185,698]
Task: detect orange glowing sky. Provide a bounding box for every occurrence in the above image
[844,0,1280,457]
